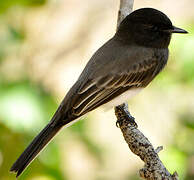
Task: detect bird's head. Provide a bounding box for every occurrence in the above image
[116,8,188,48]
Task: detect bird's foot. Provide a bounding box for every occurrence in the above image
[126,115,138,128]
[115,103,138,128]
[116,115,137,128]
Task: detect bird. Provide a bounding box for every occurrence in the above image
[10,8,188,177]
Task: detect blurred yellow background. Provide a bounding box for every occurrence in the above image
[0,0,194,179]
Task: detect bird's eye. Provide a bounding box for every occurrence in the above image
[151,26,158,31]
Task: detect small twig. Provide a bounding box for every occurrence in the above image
[155,146,163,154]
[115,1,179,179]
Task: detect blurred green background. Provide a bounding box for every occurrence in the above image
[0,0,194,179]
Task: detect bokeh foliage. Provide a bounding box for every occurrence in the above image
[0,0,194,180]
[0,0,47,14]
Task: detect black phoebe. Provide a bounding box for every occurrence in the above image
[10,8,187,177]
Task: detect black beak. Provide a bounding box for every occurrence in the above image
[163,26,188,34]
[171,26,188,33]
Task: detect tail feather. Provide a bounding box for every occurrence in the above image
[10,121,63,177]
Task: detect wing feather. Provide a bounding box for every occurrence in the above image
[71,59,161,116]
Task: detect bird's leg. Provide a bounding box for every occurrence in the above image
[115,103,138,128]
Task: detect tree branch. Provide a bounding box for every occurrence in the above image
[117,0,134,28]
[115,1,179,179]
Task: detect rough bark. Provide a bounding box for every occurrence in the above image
[115,1,179,179]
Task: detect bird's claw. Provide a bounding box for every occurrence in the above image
[127,115,138,128]
[116,115,138,128]
[116,120,121,128]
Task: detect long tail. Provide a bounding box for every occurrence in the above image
[10,120,64,177]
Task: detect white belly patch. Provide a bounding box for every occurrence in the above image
[104,88,143,108]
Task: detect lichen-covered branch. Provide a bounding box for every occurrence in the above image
[115,104,178,180]
[115,1,179,179]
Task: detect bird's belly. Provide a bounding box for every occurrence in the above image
[104,88,143,108]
